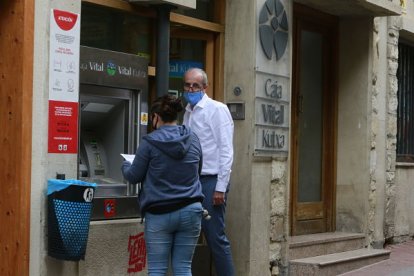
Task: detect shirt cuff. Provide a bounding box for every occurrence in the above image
[215,180,228,193]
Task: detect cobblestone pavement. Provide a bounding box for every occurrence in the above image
[340,239,414,276]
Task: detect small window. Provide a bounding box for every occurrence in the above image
[397,42,414,162]
[80,4,153,58]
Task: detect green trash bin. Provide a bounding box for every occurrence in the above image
[47,179,96,261]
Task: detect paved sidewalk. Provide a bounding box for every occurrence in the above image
[340,239,414,276]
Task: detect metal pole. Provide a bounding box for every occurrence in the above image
[156,5,174,97]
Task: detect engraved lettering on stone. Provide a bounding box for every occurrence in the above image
[262,104,284,125]
[265,79,282,99]
[262,129,285,149]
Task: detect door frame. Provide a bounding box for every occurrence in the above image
[290,3,338,236]
[170,29,216,98]
[169,5,226,101]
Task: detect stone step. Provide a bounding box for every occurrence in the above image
[289,232,366,259]
[289,248,390,276]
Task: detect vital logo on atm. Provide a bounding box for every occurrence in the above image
[80,59,147,78]
[82,61,116,76]
[106,61,116,76]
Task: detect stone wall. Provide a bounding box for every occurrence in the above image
[367,15,401,247]
[269,160,288,276]
[368,17,381,247]
[390,0,414,242]
[384,16,400,241]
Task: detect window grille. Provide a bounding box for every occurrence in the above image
[397,42,414,162]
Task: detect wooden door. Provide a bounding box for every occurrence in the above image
[290,4,338,235]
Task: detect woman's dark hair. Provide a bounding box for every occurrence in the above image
[150,94,184,122]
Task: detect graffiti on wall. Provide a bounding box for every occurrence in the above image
[128,232,146,273]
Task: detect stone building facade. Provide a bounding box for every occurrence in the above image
[3,0,414,275]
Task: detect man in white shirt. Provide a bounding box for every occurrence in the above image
[182,68,235,276]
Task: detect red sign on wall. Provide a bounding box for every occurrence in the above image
[48,100,78,153]
[53,9,78,31]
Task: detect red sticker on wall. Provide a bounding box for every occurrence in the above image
[53,9,78,31]
[104,199,116,218]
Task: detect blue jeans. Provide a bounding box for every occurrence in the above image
[144,202,203,276]
[200,175,235,276]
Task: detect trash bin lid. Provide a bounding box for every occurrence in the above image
[47,179,97,195]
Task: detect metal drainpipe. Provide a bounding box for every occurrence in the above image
[156,4,174,97]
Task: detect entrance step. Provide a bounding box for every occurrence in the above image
[289,248,390,276]
[289,232,366,259]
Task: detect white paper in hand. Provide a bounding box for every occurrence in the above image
[121,154,135,163]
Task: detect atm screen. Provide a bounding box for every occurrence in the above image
[78,84,139,191]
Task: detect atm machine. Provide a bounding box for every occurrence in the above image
[78,46,148,220]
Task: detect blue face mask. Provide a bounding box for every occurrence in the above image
[183,91,204,106]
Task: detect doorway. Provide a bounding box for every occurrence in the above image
[167,11,224,276]
[290,4,338,236]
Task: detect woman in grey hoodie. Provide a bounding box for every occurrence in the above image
[122,94,204,276]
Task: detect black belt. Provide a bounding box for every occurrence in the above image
[200,174,217,178]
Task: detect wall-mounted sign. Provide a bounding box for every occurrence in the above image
[48,9,80,154]
[48,101,78,153]
[256,99,289,127]
[255,73,290,156]
[79,46,148,89]
[49,9,80,102]
[169,60,203,78]
[258,0,288,61]
[256,126,289,153]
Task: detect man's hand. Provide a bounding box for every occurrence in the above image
[213,191,225,205]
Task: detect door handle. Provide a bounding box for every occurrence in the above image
[298,95,303,114]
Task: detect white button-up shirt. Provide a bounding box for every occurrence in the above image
[183,94,234,192]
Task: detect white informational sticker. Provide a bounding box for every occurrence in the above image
[49,9,80,102]
[141,112,148,125]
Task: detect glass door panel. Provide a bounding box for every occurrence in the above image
[298,30,323,203]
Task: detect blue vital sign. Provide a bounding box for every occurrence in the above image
[169,60,203,78]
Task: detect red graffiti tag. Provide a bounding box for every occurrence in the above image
[128,232,146,273]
